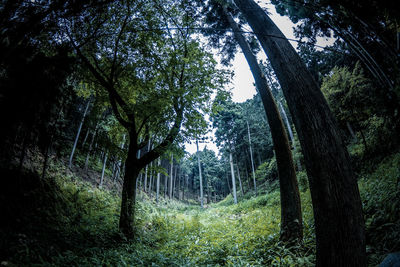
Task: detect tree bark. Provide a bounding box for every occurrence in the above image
[119,138,141,238]
[233,0,366,265]
[224,7,302,241]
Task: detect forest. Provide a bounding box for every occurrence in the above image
[0,0,399,266]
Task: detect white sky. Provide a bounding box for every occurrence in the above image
[185,1,297,155]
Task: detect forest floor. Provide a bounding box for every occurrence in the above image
[1,152,399,266]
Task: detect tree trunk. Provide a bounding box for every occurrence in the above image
[233,0,366,264]
[119,138,141,239]
[85,128,96,172]
[143,140,151,192]
[149,162,153,198]
[226,165,232,194]
[169,154,174,199]
[236,163,244,196]
[346,121,358,142]
[279,102,302,172]
[156,158,161,203]
[81,129,90,148]
[99,152,107,188]
[178,168,181,200]
[247,120,257,195]
[69,99,90,168]
[229,152,238,204]
[224,7,302,241]
[196,140,204,208]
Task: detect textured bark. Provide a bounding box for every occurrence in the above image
[224,7,302,241]
[233,0,366,265]
[119,139,140,238]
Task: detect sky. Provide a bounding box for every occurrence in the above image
[184,1,297,155]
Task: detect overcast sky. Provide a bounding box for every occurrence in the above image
[185,2,297,155]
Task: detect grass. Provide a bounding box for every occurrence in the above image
[1,153,399,266]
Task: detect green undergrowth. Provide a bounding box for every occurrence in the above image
[1,153,399,266]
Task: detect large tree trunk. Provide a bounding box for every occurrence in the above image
[119,135,141,239]
[224,7,302,241]
[233,0,366,265]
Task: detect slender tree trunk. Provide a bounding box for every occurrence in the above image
[114,135,126,182]
[169,154,174,199]
[236,163,244,197]
[135,148,141,197]
[346,121,358,142]
[233,0,366,264]
[69,99,90,168]
[226,165,232,194]
[224,7,302,241]
[156,158,161,203]
[178,168,181,200]
[164,163,168,198]
[81,129,90,148]
[99,152,108,188]
[84,122,98,172]
[196,140,204,208]
[229,152,238,204]
[279,102,302,172]
[143,140,151,192]
[149,162,153,198]
[206,177,211,204]
[246,120,257,195]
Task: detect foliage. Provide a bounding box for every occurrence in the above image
[359,153,400,266]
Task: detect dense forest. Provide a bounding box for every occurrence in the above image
[1,0,399,266]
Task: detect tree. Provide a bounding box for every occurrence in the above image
[233,0,366,265]
[65,0,228,238]
[219,2,302,241]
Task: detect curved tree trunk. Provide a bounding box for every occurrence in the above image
[233,0,366,265]
[224,7,302,242]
